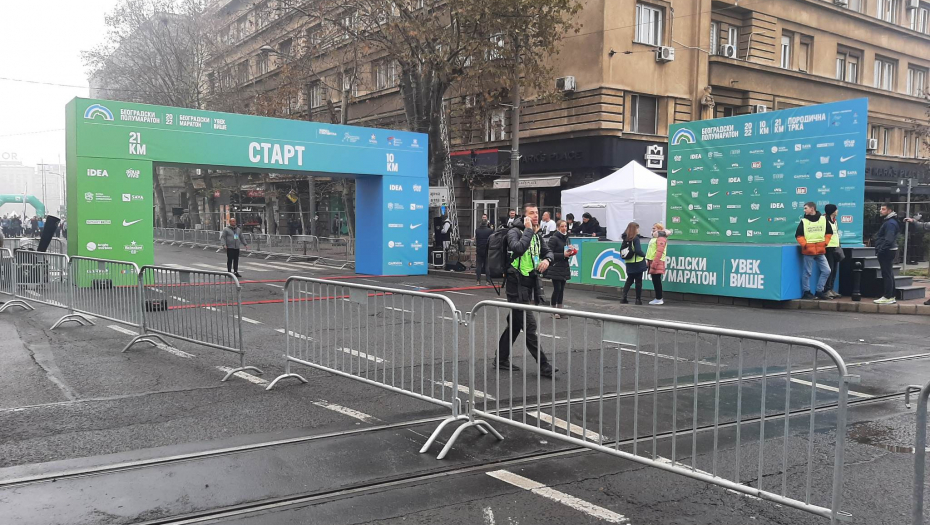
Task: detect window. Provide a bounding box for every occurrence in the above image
[486,109,506,142]
[798,36,812,72]
[904,132,911,157]
[375,59,398,90]
[635,3,664,46]
[309,81,324,108]
[780,32,793,69]
[278,39,292,59]
[722,106,735,118]
[255,1,271,29]
[256,52,269,76]
[911,6,930,33]
[874,57,896,91]
[342,70,358,97]
[305,27,322,52]
[726,26,739,56]
[341,11,359,40]
[488,33,505,60]
[710,22,719,55]
[883,127,891,155]
[848,0,863,12]
[836,47,861,83]
[630,94,658,134]
[236,61,250,84]
[236,18,249,41]
[877,0,899,23]
[908,66,928,96]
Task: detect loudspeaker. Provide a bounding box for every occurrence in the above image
[37,215,60,253]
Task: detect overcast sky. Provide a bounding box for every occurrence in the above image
[0,0,120,167]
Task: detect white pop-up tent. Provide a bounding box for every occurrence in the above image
[560,160,667,240]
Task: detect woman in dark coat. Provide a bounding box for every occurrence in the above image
[620,222,648,305]
[546,220,573,318]
[474,220,493,285]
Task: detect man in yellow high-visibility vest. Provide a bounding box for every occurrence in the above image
[795,202,833,301]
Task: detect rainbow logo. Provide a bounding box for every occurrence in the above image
[591,249,628,281]
[672,128,696,145]
[84,104,114,121]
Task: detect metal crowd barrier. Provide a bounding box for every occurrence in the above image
[266,277,495,455]
[6,250,84,324]
[0,248,33,312]
[2,237,65,254]
[123,266,263,381]
[56,256,142,329]
[463,301,851,522]
[906,381,930,525]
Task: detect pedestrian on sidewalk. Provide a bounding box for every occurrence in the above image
[545,220,574,318]
[220,217,248,278]
[824,204,844,298]
[873,204,901,305]
[495,203,556,378]
[903,214,930,305]
[795,202,834,300]
[474,219,493,285]
[646,223,669,305]
[620,222,647,305]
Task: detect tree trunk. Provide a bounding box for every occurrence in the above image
[183,168,201,227]
[153,169,169,227]
[307,177,316,236]
[340,86,356,239]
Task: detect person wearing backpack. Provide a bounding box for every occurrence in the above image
[620,222,647,305]
[495,203,556,378]
[545,220,574,318]
[646,223,669,305]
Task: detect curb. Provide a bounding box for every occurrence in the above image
[427,269,930,316]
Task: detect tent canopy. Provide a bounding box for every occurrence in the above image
[560,160,667,240]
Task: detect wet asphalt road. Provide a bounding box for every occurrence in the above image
[0,243,928,524]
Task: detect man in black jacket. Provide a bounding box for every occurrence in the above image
[873,204,900,305]
[496,203,556,378]
[474,219,493,285]
[580,212,601,237]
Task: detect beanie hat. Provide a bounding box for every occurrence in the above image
[824,204,837,216]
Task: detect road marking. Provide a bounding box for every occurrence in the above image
[276,328,315,341]
[441,290,474,296]
[108,325,195,358]
[236,315,262,325]
[216,366,267,385]
[385,306,414,313]
[438,316,456,321]
[311,399,381,423]
[527,411,603,442]
[244,261,304,271]
[265,283,284,289]
[170,296,189,303]
[434,380,495,401]
[539,333,562,340]
[789,377,873,398]
[486,470,630,524]
[654,457,761,501]
[483,507,496,525]
[194,262,271,273]
[610,345,721,368]
[818,337,899,349]
[162,264,202,271]
[335,347,385,363]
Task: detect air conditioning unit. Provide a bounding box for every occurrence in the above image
[556,76,576,92]
[867,138,879,151]
[834,0,849,7]
[908,0,920,9]
[719,44,738,59]
[753,104,768,113]
[656,46,676,63]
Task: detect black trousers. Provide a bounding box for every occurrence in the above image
[622,272,644,300]
[550,279,566,306]
[226,248,240,272]
[475,251,488,281]
[498,296,549,367]
[651,274,663,300]
[825,247,841,292]
[878,250,896,299]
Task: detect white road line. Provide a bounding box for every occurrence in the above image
[527,411,603,442]
[170,296,189,303]
[108,325,195,358]
[437,316,456,321]
[216,366,268,385]
[654,457,761,501]
[397,284,424,289]
[385,306,414,314]
[311,399,381,423]
[486,470,630,524]
[433,380,496,401]
[611,345,721,368]
[236,316,262,325]
[789,377,873,398]
[483,507,496,525]
[275,328,315,342]
[539,333,562,340]
[441,290,474,296]
[818,337,899,349]
[335,347,385,363]
[265,283,284,289]
[243,261,301,271]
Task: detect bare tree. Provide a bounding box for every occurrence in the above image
[83,0,213,227]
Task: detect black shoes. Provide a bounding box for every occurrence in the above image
[620,297,629,304]
[234,271,242,278]
[801,291,815,300]
[815,291,830,300]
[494,359,521,372]
[540,366,559,378]
[635,299,643,305]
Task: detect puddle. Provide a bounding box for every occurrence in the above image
[849,422,918,454]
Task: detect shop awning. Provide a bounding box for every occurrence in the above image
[493,175,564,189]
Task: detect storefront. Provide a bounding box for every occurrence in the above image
[864,158,930,261]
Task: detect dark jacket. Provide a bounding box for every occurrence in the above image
[794,211,834,256]
[873,212,901,255]
[505,224,553,301]
[474,225,493,255]
[580,217,601,237]
[621,233,648,274]
[545,231,571,281]
[566,221,581,235]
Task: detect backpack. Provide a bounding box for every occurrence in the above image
[487,228,517,279]
[620,239,636,260]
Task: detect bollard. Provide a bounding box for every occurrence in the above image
[851,261,862,302]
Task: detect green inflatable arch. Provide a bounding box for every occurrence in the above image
[0,195,46,217]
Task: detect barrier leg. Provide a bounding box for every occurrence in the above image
[435,418,504,460]
[121,332,173,353]
[0,299,34,313]
[265,358,309,390]
[220,353,264,382]
[51,313,95,330]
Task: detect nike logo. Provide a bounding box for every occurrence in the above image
[122,219,142,226]
[671,168,682,173]
[410,223,422,229]
[840,155,856,162]
[707,192,719,197]
[748,218,761,223]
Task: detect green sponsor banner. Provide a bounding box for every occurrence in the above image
[580,241,791,300]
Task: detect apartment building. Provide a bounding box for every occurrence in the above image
[206,0,930,234]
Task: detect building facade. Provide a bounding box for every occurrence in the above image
[203,0,930,239]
